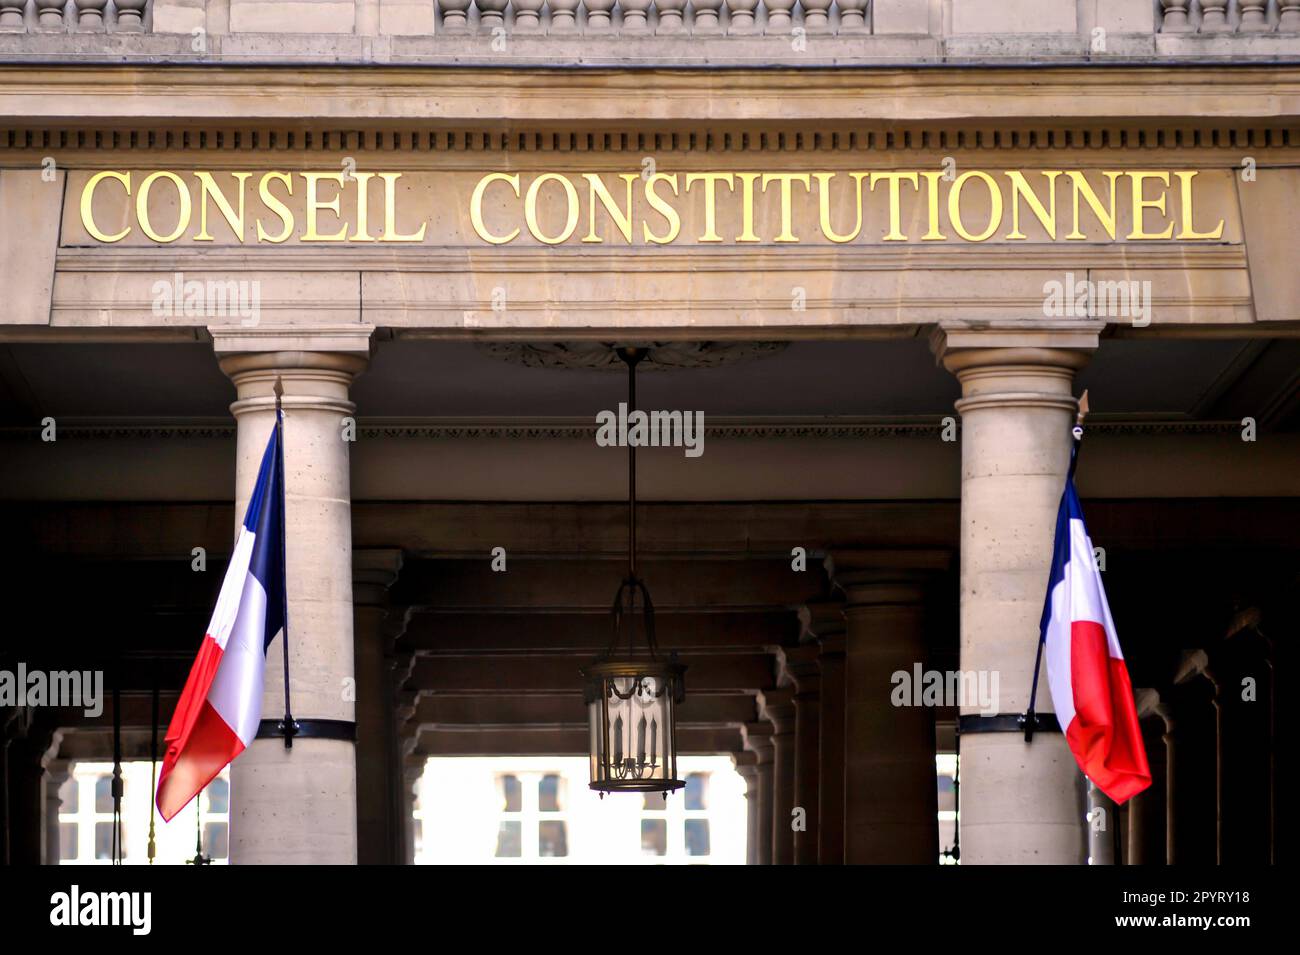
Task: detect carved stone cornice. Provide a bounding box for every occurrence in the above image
[0,415,1250,441]
[6,64,1300,148]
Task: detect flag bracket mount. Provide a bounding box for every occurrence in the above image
[256,718,357,743]
[957,713,1061,737]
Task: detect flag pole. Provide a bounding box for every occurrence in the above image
[1023,390,1089,742]
[274,377,296,749]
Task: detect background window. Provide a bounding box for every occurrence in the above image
[538,821,568,857]
[641,819,667,856]
[58,823,78,861]
[642,791,667,811]
[685,773,709,811]
[538,773,565,812]
[937,773,956,813]
[58,776,78,813]
[685,819,711,856]
[94,775,117,814]
[206,777,229,814]
[94,821,122,861]
[495,821,522,858]
[204,822,229,860]
[499,774,522,813]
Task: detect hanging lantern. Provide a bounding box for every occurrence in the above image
[582,347,686,796]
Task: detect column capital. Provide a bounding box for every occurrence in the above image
[353,547,405,607]
[824,549,949,608]
[1135,687,1175,733]
[733,750,759,781]
[394,681,419,725]
[758,687,796,731]
[741,721,774,762]
[798,599,845,642]
[42,757,71,781]
[402,755,425,787]
[929,326,1097,417]
[928,322,1101,366]
[210,325,374,358]
[776,645,821,695]
[219,349,369,418]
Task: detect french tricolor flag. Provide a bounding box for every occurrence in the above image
[1039,432,1151,804]
[156,414,286,821]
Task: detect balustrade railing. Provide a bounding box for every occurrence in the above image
[4,0,1300,41]
[0,0,149,31]
[1159,0,1300,32]
[431,0,871,34]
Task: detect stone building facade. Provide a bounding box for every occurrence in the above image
[0,0,1293,864]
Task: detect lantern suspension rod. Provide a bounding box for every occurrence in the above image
[620,347,646,581]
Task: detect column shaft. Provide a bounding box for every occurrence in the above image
[940,338,1094,864]
[833,568,940,864]
[353,550,402,865]
[817,634,846,864]
[760,690,796,865]
[779,645,821,864]
[742,722,774,865]
[221,350,367,865]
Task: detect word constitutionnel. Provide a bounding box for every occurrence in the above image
[79,169,1226,245]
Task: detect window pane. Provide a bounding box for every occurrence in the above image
[641,819,667,856]
[937,774,956,813]
[204,822,229,860]
[58,777,78,813]
[206,777,229,814]
[499,775,522,813]
[94,775,116,814]
[685,773,708,811]
[642,791,667,811]
[538,821,568,857]
[94,821,122,861]
[685,819,711,856]
[495,821,522,858]
[538,773,565,812]
[58,823,78,861]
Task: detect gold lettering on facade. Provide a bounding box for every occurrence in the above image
[1128,171,1175,240]
[80,171,132,243]
[948,171,1003,242]
[77,168,1229,246]
[524,173,580,245]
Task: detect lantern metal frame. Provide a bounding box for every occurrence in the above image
[581,346,687,796]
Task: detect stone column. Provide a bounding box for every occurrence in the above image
[933,326,1098,864]
[741,722,774,864]
[391,661,418,864]
[1157,702,1178,864]
[778,646,821,864]
[1174,649,1223,864]
[219,349,369,865]
[759,688,796,865]
[4,726,49,866]
[733,751,760,865]
[827,550,945,864]
[1087,781,1116,864]
[1129,689,1171,865]
[43,758,70,865]
[400,756,423,864]
[353,548,404,865]
[800,601,846,864]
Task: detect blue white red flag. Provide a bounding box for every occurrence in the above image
[1040,438,1151,804]
[156,415,286,820]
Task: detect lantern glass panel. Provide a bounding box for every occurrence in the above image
[585,666,683,792]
